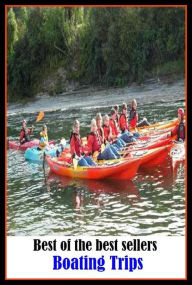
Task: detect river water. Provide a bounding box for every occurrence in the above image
[7,78,186,236]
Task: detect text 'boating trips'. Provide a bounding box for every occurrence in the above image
[33,238,158,272]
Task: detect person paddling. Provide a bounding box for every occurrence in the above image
[129,99,150,128]
[170,108,185,142]
[39,124,49,150]
[19,120,34,144]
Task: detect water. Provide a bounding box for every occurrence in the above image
[7,78,186,236]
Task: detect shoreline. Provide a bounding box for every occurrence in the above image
[7,73,185,106]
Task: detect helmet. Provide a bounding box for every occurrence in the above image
[178,108,184,117]
[22,119,26,124]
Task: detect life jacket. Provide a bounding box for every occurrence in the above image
[130,108,138,128]
[87,131,101,154]
[177,122,185,141]
[20,127,30,142]
[119,113,128,133]
[39,131,48,149]
[109,118,119,136]
[70,132,82,156]
[97,127,104,144]
[103,124,110,141]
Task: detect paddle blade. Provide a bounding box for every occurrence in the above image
[36,111,44,123]
[101,144,106,152]
[73,158,78,170]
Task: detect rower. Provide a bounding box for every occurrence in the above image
[39,124,49,150]
[170,108,185,142]
[96,113,105,144]
[70,120,97,167]
[109,109,135,149]
[87,119,120,160]
[119,103,129,133]
[19,119,34,145]
[129,99,150,128]
[114,105,120,125]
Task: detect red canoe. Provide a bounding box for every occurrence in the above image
[8,139,40,150]
[46,146,169,180]
[8,140,55,150]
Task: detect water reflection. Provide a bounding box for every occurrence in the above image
[47,172,140,209]
[138,157,185,190]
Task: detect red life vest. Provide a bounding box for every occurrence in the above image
[70,132,82,156]
[130,109,138,128]
[19,127,31,142]
[97,127,104,144]
[103,124,110,141]
[177,122,185,141]
[87,131,101,154]
[119,113,129,132]
[109,118,119,136]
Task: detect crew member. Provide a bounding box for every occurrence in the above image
[19,120,34,144]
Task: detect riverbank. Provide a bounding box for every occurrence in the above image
[7,77,185,119]
[7,60,185,105]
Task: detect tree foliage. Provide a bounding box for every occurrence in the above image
[7,8,18,58]
[7,7,185,100]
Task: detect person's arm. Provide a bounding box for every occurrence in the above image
[28,125,34,135]
[136,111,138,122]
[119,116,124,132]
[129,110,134,121]
[115,121,119,136]
[86,135,94,155]
[19,130,25,143]
[120,116,128,132]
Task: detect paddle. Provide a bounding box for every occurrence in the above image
[36,111,44,123]
[73,158,78,170]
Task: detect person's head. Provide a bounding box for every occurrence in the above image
[73,119,80,134]
[91,118,97,132]
[122,103,127,114]
[103,115,109,126]
[22,119,27,128]
[110,108,116,120]
[42,124,47,132]
[96,113,102,128]
[132,99,137,110]
[178,108,184,122]
[114,105,119,114]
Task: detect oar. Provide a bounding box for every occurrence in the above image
[29,111,45,133]
[73,158,78,170]
[36,111,44,123]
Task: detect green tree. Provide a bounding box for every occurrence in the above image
[7,8,18,58]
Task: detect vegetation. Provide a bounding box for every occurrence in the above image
[7,7,185,101]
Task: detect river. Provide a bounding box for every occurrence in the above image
[7,78,186,236]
